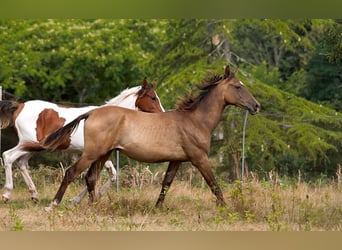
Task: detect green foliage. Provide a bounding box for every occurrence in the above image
[0,19,164,103]
[230,19,314,80]
[302,22,342,111]
[1,19,341,180]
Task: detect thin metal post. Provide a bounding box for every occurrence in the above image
[116,150,119,192]
[0,86,2,157]
[241,110,248,181]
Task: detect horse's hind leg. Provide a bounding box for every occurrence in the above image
[98,160,116,197]
[69,159,116,205]
[155,161,181,208]
[17,154,39,202]
[47,155,94,209]
[85,152,112,204]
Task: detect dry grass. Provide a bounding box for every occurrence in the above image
[0,167,342,231]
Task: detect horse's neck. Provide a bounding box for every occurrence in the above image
[192,86,226,133]
[103,86,140,110]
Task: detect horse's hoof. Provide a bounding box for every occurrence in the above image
[31,193,39,203]
[44,200,58,212]
[31,197,39,203]
[2,194,10,203]
[69,197,81,206]
[44,206,53,212]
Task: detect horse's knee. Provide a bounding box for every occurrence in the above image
[2,151,13,167]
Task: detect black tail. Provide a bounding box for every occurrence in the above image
[43,113,90,151]
[0,100,20,129]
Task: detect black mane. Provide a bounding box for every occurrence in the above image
[176,74,223,111]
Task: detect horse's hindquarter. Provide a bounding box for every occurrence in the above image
[17,100,95,148]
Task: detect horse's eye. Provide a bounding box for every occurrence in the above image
[151,96,157,101]
[235,85,241,90]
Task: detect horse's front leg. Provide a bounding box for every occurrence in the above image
[191,155,226,207]
[2,147,26,202]
[155,161,181,208]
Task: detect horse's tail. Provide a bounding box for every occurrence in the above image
[20,113,90,152]
[0,100,20,129]
[44,113,89,151]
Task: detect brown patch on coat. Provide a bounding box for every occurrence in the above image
[36,109,70,149]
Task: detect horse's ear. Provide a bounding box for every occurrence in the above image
[224,65,230,79]
[142,77,148,89]
[234,67,239,76]
[151,80,156,88]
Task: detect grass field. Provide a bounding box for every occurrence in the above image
[0,166,342,231]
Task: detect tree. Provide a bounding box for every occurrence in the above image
[302,21,342,111]
[229,19,314,81]
[0,19,163,104]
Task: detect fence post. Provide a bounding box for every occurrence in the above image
[0,86,2,157]
[241,110,248,181]
[116,150,119,192]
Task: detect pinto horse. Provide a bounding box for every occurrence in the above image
[0,78,164,203]
[26,65,260,209]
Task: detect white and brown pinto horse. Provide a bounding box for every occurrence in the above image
[27,65,260,210]
[0,78,164,203]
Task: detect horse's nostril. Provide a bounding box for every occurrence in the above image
[253,103,260,113]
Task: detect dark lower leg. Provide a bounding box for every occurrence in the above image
[85,152,110,203]
[155,161,181,208]
[207,177,226,206]
[85,162,102,203]
[53,157,92,205]
[193,158,226,206]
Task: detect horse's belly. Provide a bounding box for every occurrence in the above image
[120,143,187,163]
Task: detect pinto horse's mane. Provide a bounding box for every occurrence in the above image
[176,72,235,111]
[104,86,141,105]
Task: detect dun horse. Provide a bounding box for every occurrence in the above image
[0,78,164,203]
[26,65,260,209]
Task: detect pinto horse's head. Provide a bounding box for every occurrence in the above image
[221,65,260,115]
[135,77,165,113]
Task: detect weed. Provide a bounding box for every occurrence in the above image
[265,192,285,231]
[9,206,24,231]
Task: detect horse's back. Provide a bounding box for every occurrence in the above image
[83,106,188,162]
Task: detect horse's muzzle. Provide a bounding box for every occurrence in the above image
[248,102,260,115]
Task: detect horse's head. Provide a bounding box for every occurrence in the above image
[220,65,260,115]
[135,77,165,113]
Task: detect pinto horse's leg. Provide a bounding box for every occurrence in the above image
[2,147,29,202]
[191,155,226,207]
[155,161,181,208]
[17,154,39,202]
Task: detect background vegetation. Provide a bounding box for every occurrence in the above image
[0,19,341,183]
